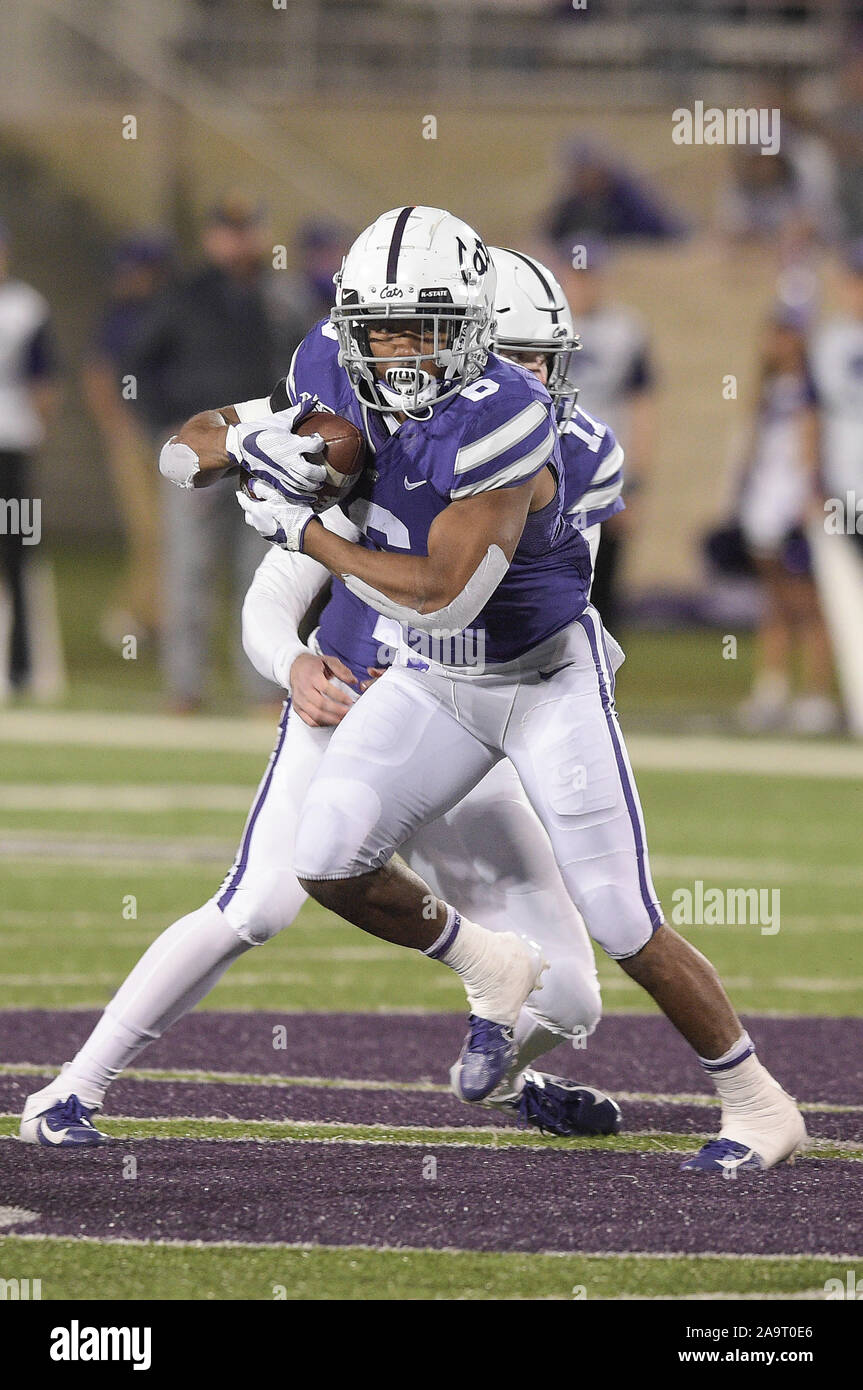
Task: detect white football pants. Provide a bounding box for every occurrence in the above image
[52,692,603,1105]
[294,607,664,960]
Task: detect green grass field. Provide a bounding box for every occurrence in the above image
[1,698,861,1299]
[2,555,861,1299]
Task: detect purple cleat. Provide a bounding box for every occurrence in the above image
[509,1070,622,1137]
[680,1138,767,1174]
[450,1015,518,1102]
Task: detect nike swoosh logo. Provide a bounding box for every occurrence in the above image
[538,663,571,681]
[404,478,427,490]
[39,1121,71,1145]
[717,1149,759,1171]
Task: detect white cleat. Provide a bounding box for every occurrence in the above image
[20,1067,110,1148]
[682,1080,806,1173]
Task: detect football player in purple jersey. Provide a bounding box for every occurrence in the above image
[170,207,802,1172]
[26,210,805,1172]
[20,239,632,1148]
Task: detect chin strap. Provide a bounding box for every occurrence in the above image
[342,544,509,637]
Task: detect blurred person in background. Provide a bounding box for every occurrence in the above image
[817,38,863,241]
[270,218,352,330]
[718,76,840,253]
[810,238,863,559]
[128,194,298,712]
[0,219,60,698]
[735,305,838,735]
[543,140,687,246]
[83,234,174,649]
[552,236,657,626]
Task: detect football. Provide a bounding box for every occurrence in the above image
[240,410,366,512]
[295,409,367,510]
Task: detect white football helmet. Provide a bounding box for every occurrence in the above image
[490,247,580,424]
[331,205,496,418]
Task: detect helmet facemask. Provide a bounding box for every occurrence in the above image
[332,302,491,419]
[495,334,581,427]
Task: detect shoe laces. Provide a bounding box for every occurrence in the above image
[52,1095,95,1127]
[467,1015,512,1051]
[691,1138,750,1161]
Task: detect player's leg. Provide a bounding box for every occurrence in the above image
[401,759,619,1134]
[0,450,31,688]
[293,668,548,1101]
[20,703,328,1144]
[504,607,805,1171]
[159,477,223,710]
[785,568,840,733]
[231,506,283,706]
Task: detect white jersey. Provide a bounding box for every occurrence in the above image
[567,304,653,452]
[0,279,51,450]
[810,316,863,498]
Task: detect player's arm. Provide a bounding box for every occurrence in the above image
[242,508,363,726]
[303,471,550,633]
[160,388,323,494]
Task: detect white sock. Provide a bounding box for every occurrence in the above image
[423,906,539,1024]
[42,901,249,1108]
[699,1033,789,1119]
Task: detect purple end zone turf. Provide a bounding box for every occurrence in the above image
[0,1138,860,1255]
[2,1011,861,1104]
[3,1074,860,1141]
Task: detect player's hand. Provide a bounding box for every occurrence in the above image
[226,406,326,503]
[236,481,319,551]
[359,666,387,692]
[290,652,358,727]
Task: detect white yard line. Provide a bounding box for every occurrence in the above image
[1,1061,860,1114]
[3,1230,860,1261]
[3,710,863,778]
[2,1120,859,1158]
[3,829,862,893]
[0,784,252,812]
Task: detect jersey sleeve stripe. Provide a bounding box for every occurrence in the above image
[582,467,623,497]
[451,423,555,499]
[453,400,548,475]
[589,441,625,485]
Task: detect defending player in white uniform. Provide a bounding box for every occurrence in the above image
[20,244,622,1147]
[218,208,804,1174]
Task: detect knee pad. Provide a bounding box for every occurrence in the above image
[579,882,660,960]
[294,776,387,880]
[216,871,306,945]
[526,954,602,1041]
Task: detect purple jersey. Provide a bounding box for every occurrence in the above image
[559,404,625,530]
[276,319,594,667]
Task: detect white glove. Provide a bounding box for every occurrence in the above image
[236,480,319,552]
[159,435,201,489]
[226,402,326,503]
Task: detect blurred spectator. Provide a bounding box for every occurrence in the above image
[82,234,173,648]
[554,237,657,627]
[809,239,863,557]
[268,218,352,331]
[544,140,687,245]
[0,219,60,697]
[718,79,840,252]
[128,194,300,712]
[817,40,863,240]
[735,306,838,735]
